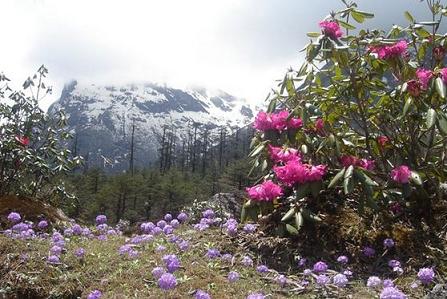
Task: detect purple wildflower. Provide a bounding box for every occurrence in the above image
[157,220,167,229]
[298,258,307,267]
[156,245,166,252]
[333,273,348,287]
[316,274,330,286]
[241,256,253,267]
[388,260,401,268]
[228,271,240,282]
[383,279,394,288]
[140,222,155,234]
[206,248,221,259]
[37,220,48,229]
[50,245,63,256]
[177,212,188,222]
[152,227,163,235]
[383,238,395,248]
[194,290,211,299]
[276,274,287,287]
[313,261,328,273]
[221,253,234,262]
[246,293,265,299]
[7,212,21,223]
[363,246,376,257]
[74,248,85,258]
[178,240,189,251]
[367,276,382,288]
[151,266,165,279]
[95,215,107,225]
[87,290,102,299]
[158,273,177,290]
[202,209,215,219]
[243,223,256,233]
[164,213,173,222]
[71,224,82,235]
[47,255,60,264]
[163,225,174,235]
[337,255,349,264]
[417,267,435,284]
[170,219,180,228]
[303,269,312,276]
[256,265,269,273]
[380,287,407,299]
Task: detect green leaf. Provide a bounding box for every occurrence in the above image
[301,208,322,222]
[351,10,365,23]
[436,77,446,99]
[281,207,296,222]
[249,143,265,157]
[410,171,423,185]
[343,165,354,194]
[438,114,447,135]
[404,11,415,23]
[337,19,356,30]
[402,97,413,116]
[267,98,277,113]
[286,224,299,235]
[355,169,379,186]
[294,212,304,231]
[307,32,321,38]
[426,108,437,129]
[328,168,346,188]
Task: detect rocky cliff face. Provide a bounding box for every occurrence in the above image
[49,81,254,171]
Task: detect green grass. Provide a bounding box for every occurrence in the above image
[0,226,430,298]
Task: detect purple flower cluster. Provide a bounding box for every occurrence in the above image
[313,261,328,273]
[417,267,435,284]
[243,223,256,233]
[223,218,238,236]
[206,248,221,259]
[158,273,177,290]
[228,271,240,282]
[87,290,102,299]
[163,254,181,273]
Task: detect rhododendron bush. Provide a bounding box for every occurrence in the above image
[244,0,447,235]
[0,66,82,201]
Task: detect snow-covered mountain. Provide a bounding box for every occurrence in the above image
[49,81,254,171]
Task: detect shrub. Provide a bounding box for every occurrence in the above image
[0,66,82,202]
[245,0,447,235]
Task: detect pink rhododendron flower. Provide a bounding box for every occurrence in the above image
[358,159,375,171]
[15,136,30,147]
[268,145,301,164]
[340,155,374,170]
[288,117,303,129]
[377,136,389,148]
[319,20,342,39]
[274,160,326,186]
[416,68,433,90]
[440,68,447,85]
[390,165,411,184]
[246,180,283,202]
[407,80,422,97]
[315,118,324,131]
[271,110,289,131]
[253,111,274,131]
[253,110,303,132]
[370,40,408,60]
[433,46,445,61]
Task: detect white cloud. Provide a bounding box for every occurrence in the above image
[0,0,438,110]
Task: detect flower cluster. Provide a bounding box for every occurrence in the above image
[319,20,342,39]
[370,40,408,60]
[273,160,326,186]
[340,155,375,171]
[253,110,303,132]
[246,180,283,202]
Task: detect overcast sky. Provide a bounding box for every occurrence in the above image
[0,0,439,110]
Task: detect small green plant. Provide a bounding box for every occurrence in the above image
[0,66,82,202]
